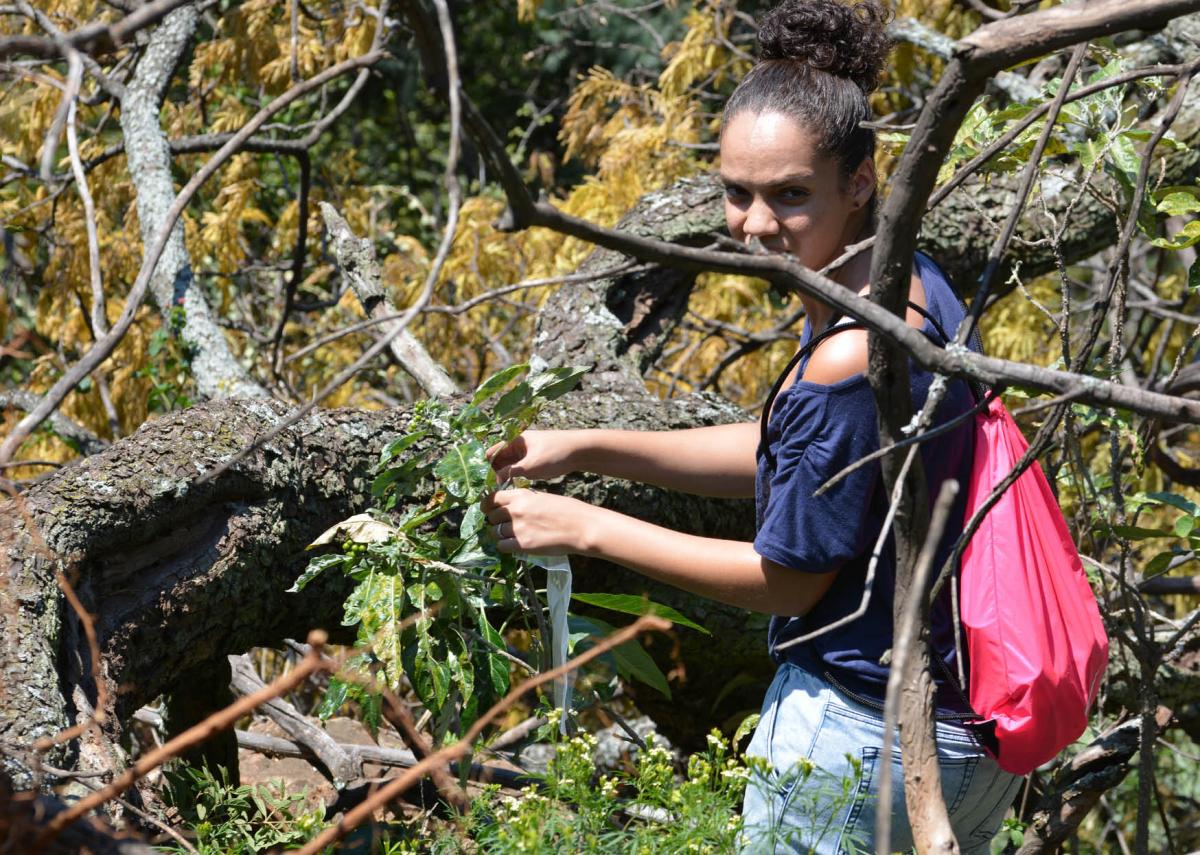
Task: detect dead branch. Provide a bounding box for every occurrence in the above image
[35,630,332,848]
[294,615,672,855]
[228,654,361,786]
[318,202,458,398]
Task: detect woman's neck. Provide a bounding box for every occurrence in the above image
[801,224,874,335]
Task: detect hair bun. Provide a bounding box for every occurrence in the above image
[757,0,892,94]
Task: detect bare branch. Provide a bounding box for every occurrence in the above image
[318,202,458,398]
[0,0,195,61]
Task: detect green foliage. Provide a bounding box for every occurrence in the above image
[293,362,709,738]
[429,730,750,853]
[568,613,672,699]
[161,765,324,854]
[1107,490,1200,579]
[740,753,869,854]
[570,592,711,635]
[136,305,195,413]
[293,363,681,741]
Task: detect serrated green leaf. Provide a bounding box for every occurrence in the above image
[1142,491,1200,516]
[471,363,529,406]
[527,365,589,401]
[317,677,350,720]
[289,552,348,593]
[1175,516,1195,537]
[433,439,490,500]
[570,592,710,635]
[493,383,533,419]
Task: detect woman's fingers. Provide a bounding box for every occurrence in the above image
[481,488,579,555]
[485,490,521,552]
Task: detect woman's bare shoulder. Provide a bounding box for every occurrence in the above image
[801,270,928,386]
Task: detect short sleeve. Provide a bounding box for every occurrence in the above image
[754,379,881,572]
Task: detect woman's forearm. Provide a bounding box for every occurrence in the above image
[568,423,760,498]
[577,505,836,616]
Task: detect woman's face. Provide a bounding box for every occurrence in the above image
[720,110,875,271]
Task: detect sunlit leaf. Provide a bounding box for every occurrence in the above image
[472,363,529,405]
[288,552,348,593]
[309,513,396,546]
[316,677,350,720]
[527,365,590,401]
[433,439,491,499]
[571,591,710,634]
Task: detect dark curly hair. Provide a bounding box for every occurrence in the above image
[723,0,893,181]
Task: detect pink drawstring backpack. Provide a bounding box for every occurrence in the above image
[959,396,1109,776]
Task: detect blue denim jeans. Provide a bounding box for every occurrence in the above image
[741,663,1022,854]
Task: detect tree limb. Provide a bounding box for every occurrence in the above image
[318,202,457,398]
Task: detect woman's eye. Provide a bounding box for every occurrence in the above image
[780,188,809,202]
[723,184,748,201]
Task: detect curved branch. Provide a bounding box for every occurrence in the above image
[118,4,269,403]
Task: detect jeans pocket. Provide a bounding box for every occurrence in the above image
[834,745,979,854]
[960,765,1023,851]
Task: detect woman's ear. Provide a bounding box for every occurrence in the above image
[849,156,877,210]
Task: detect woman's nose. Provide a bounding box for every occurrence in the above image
[742,198,779,239]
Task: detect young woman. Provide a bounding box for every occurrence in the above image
[482,1,1022,851]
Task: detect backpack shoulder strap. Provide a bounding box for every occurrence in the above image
[758,320,867,465]
[758,300,940,464]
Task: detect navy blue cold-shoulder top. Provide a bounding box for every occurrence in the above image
[754,251,979,714]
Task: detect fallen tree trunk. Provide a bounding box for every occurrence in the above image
[0,391,762,790]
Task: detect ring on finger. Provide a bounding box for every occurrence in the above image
[494,522,509,539]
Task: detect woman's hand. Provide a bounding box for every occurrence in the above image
[486,430,578,483]
[481,488,595,555]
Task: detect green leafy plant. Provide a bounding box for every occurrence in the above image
[135,304,196,413]
[161,764,324,854]
[291,363,703,742]
[429,728,751,853]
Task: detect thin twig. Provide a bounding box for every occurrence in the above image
[35,630,332,847]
